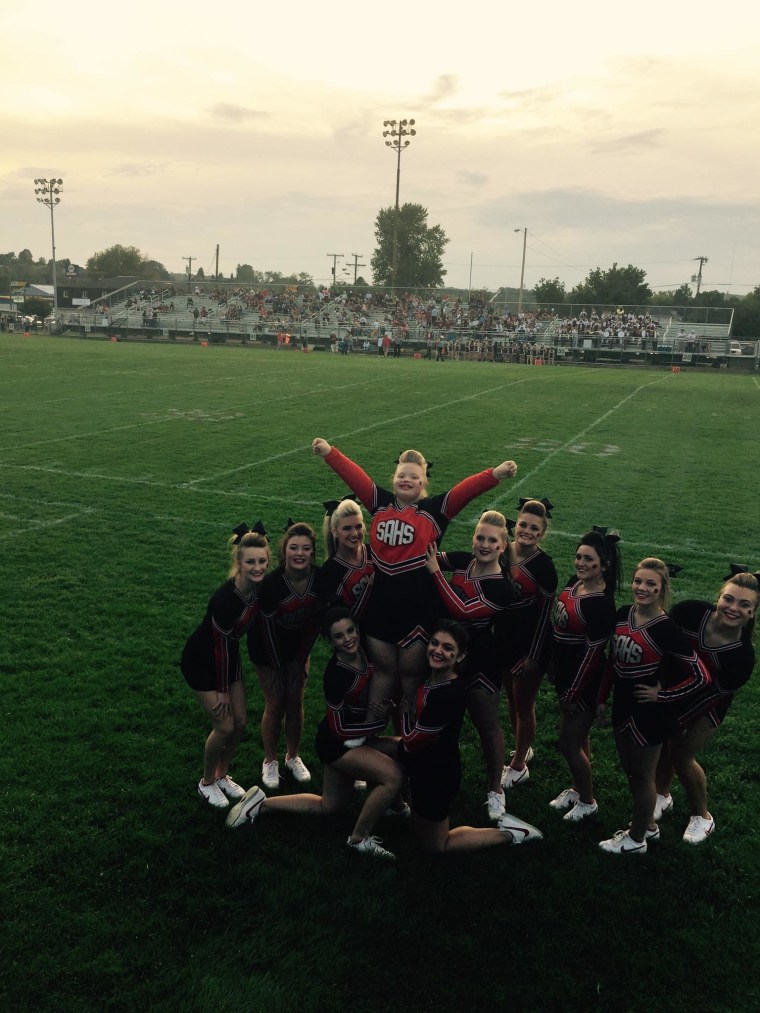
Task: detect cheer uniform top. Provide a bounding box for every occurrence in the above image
[322,447,500,646]
[598,605,711,746]
[493,548,558,673]
[397,674,469,822]
[181,580,259,693]
[432,550,521,693]
[551,579,616,710]
[247,565,321,669]
[314,547,374,618]
[666,600,755,729]
[314,653,387,765]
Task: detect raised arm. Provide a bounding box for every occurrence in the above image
[312,440,376,510]
[443,460,518,519]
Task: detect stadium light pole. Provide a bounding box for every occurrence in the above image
[382,118,416,293]
[34,177,63,314]
[514,227,527,314]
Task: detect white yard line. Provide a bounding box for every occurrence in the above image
[0,378,381,452]
[185,378,530,485]
[482,374,673,514]
[0,509,94,540]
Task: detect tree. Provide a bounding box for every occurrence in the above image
[371,203,449,289]
[733,287,760,338]
[235,264,259,283]
[571,263,652,306]
[85,245,169,280]
[533,277,567,306]
[651,284,693,306]
[693,289,728,308]
[23,296,50,319]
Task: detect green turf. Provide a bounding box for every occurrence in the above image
[1,335,757,1012]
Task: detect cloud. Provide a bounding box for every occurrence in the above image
[457,170,488,187]
[420,74,459,107]
[475,187,760,234]
[589,129,665,154]
[498,85,563,110]
[206,102,265,123]
[109,163,169,177]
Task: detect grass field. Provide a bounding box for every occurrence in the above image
[1,335,758,1012]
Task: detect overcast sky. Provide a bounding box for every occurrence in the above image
[3,0,759,295]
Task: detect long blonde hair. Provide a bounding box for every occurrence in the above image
[228,531,270,579]
[323,499,365,559]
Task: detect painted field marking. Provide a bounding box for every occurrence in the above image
[0,377,381,453]
[0,508,95,540]
[509,437,620,458]
[0,361,323,410]
[483,374,673,515]
[184,378,530,486]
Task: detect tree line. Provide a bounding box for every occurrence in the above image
[3,214,759,335]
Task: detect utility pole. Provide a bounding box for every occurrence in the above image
[326,253,344,288]
[691,256,708,296]
[214,245,220,281]
[183,256,196,283]
[514,228,528,313]
[348,253,365,284]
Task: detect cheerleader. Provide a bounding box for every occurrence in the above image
[596,558,711,855]
[249,522,321,791]
[653,568,757,844]
[315,497,374,617]
[393,619,542,854]
[549,529,620,822]
[311,437,518,714]
[424,511,521,820]
[181,524,270,808]
[227,606,404,859]
[493,499,558,788]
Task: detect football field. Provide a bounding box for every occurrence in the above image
[1,334,758,1011]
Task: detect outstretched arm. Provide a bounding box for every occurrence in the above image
[492,460,518,480]
[312,437,332,458]
[311,440,376,510]
[444,459,518,519]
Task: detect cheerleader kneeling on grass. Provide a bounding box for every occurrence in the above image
[228,606,405,859]
[393,618,543,854]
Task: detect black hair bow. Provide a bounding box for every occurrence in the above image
[518,496,554,518]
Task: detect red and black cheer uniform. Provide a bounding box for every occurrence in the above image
[551,579,616,711]
[598,606,711,746]
[667,600,755,729]
[493,548,558,674]
[314,546,374,618]
[181,580,259,693]
[431,550,521,693]
[322,447,500,646]
[397,675,469,822]
[314,654,387,765]
[247,565,321,670]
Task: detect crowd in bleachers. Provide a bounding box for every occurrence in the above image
[555,309,659,346]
